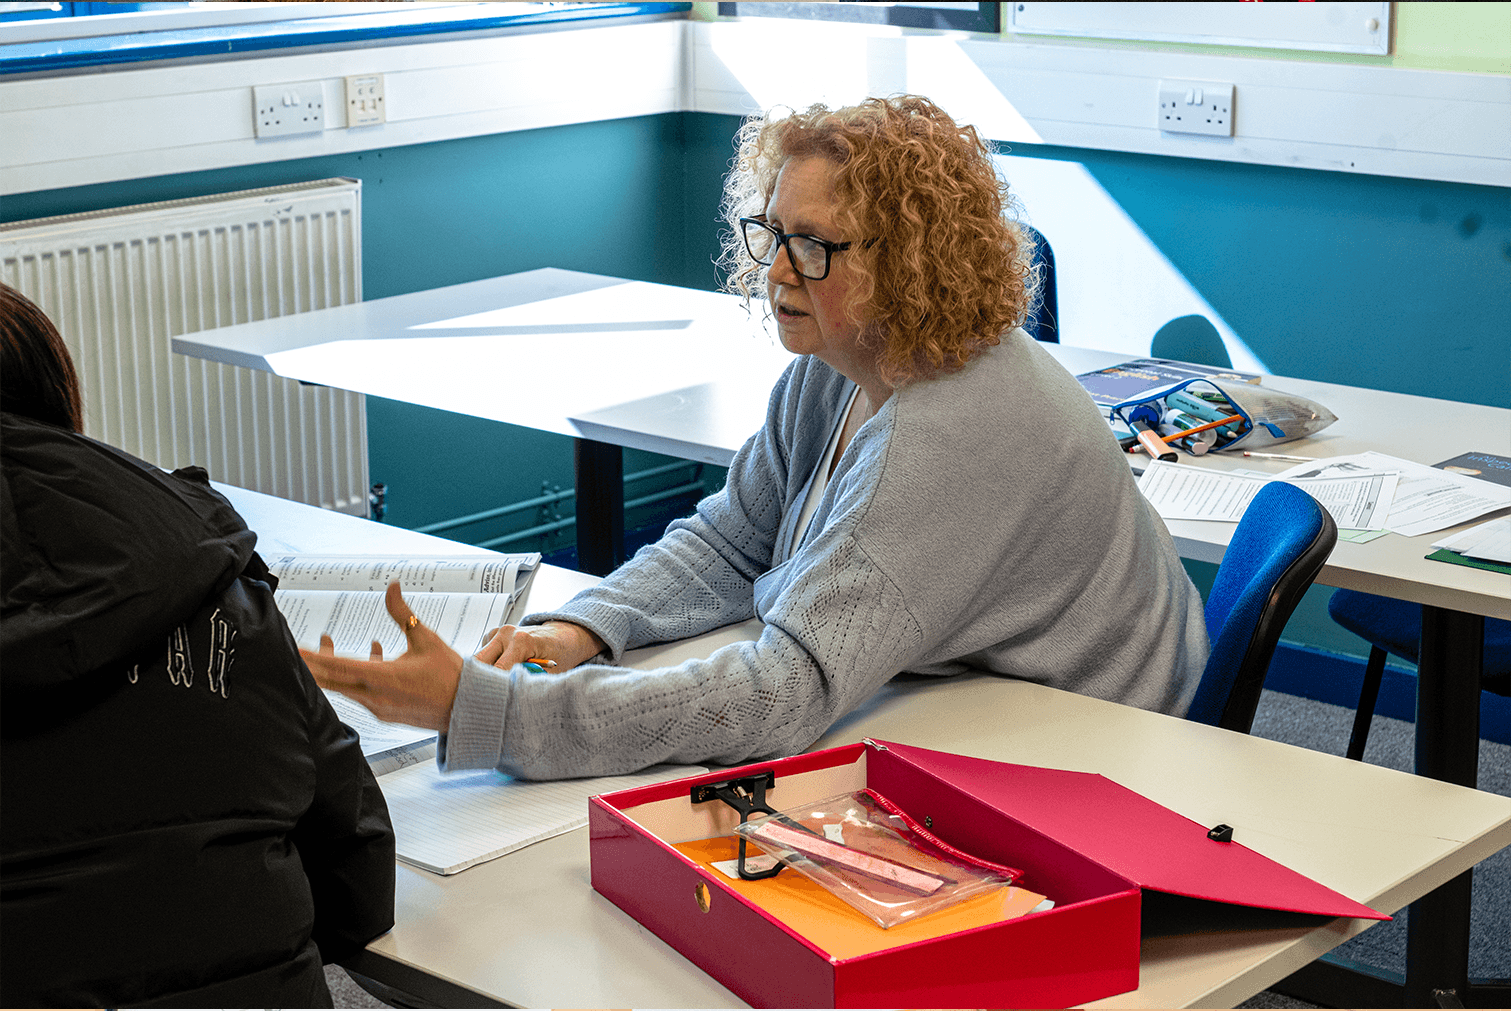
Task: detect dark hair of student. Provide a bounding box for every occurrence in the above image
[0,282,84,433]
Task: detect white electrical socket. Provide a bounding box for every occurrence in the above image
[1157,81,1234,137]
[253,81,326,138]
[345,73,386,128]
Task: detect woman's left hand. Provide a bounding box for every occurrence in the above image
[301,581,462,732]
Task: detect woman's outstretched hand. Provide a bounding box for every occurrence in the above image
[301,581,462,732]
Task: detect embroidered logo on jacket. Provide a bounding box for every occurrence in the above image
[127,608,237,698]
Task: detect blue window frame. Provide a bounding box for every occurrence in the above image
[0,2,691,75]
[715,2,998,33]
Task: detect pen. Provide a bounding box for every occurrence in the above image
[1160,414,1243,443]
[522,657,558,673]
[1242,451,1315,462]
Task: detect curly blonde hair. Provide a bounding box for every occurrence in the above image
[718,94,1035,386]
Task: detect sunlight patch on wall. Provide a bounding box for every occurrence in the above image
[905,40,1043,146]
[998,153,1269,373]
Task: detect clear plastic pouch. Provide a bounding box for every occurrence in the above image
[1111,377,1336,454]
[733,789,1021,929]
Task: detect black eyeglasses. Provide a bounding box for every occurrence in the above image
[740,217,854,281]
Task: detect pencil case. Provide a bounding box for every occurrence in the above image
[1110,378,1336,453]
[734,788,1024,929]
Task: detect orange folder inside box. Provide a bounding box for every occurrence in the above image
[589,739,1386,1009]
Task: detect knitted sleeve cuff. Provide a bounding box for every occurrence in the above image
[437,655,510,772]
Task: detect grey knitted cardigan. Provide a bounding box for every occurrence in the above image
[441,331,1209,779]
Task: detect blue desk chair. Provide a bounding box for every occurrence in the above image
[1022,224,1058,343]
[1186,482,1339,732]
[1328,589,1511,760]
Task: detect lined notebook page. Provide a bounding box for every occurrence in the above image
[381,763,706,874]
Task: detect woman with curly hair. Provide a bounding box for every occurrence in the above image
[308,95,1209,779]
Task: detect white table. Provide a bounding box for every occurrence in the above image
[179,269,792,575]
[225,485,1511,1010]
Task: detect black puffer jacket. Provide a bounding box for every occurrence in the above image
[1,412,395,1008]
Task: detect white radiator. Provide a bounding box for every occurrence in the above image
[0,178,369,515]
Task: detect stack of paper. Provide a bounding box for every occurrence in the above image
[1136,452,1511,539]
[1135,461,1395,530]
[1430,517,1511,574]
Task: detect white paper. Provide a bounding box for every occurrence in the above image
[380,763,707,875]
[324,689,436,759]
[270,553,539,758]
[1434,516,1511,564]
[1136,460,1397,530]
[1278,452,1511,537]
[266,552,538,594]
[1136,462,1268,521]
[277,587,516,659]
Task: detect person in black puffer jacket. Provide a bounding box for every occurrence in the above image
[0,282,395,1008]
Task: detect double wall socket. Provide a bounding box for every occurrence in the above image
[1158,81,1234,137]
[253,81,325,138]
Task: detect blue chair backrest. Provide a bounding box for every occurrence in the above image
[1187,481,1338,730]
[1022,224,1058,343]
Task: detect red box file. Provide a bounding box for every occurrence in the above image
[589,739,1386,1009]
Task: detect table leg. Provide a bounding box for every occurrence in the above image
[574,438,624,577]
[1403,606,1483,1006]
[1281,606,1488,1008]
[1415,606,1483,787]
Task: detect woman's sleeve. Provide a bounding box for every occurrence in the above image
[524,363,809,659]
[441,527,926,779]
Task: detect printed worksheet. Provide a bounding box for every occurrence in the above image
[1136,460,1396,530]
[1277,452,1511,537]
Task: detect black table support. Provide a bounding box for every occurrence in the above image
[574,437,625,577]
[1406,607,1484,1007]
[1279,605,1501,1008]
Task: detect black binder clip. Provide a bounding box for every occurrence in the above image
[691,771,783,880]
[1207,823,1234,843]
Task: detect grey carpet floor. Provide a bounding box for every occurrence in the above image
[325,688,1511,1009]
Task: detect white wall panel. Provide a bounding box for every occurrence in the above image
[1,20,685,194]
[691,22,1511,187]
[3,17,1506,193]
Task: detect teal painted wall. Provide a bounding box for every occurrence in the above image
[1,114,737,545]
[1004,142,1511,409]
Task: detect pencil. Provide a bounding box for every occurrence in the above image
[1160,414,1243,443]
[1242,451,1315,462]
[524,657,557,669]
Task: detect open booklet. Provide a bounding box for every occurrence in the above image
[267,553,541,655]
[266,553,541,761]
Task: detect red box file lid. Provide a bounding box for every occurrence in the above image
[875,740,1387,921]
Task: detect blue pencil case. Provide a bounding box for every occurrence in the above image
[1109,378,1336,455]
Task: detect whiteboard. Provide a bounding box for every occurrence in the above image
[1008,2,1391,56]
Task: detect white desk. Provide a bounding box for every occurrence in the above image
[179,269,792,575]
[225,485,1511,1010]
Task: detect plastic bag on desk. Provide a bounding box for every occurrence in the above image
[1111,378,1336,454]
[733,788,1022,929]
